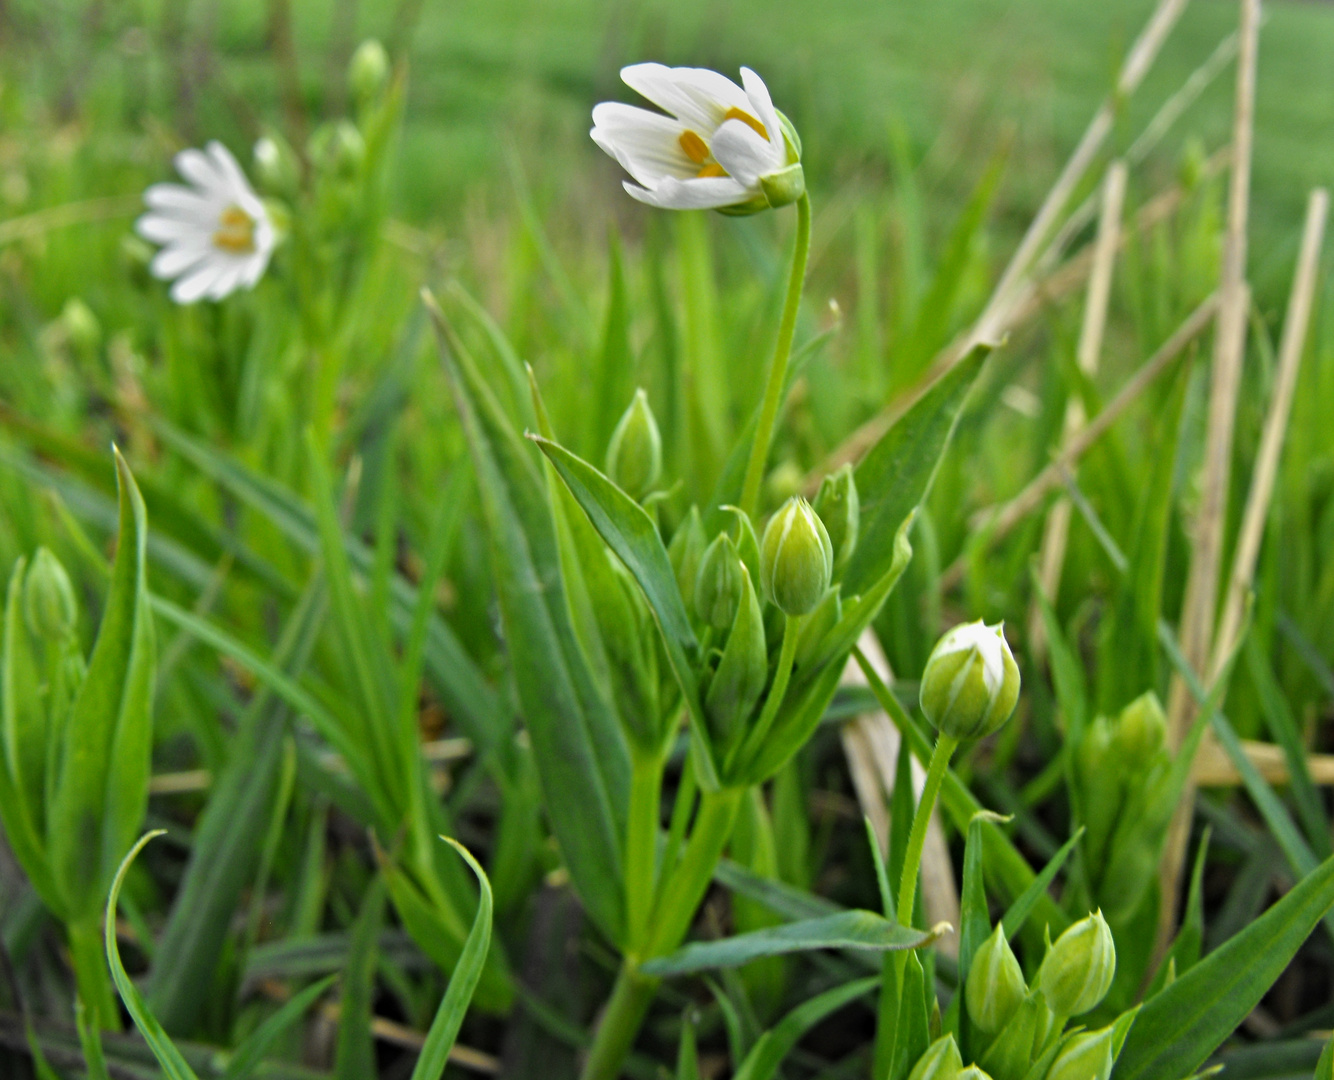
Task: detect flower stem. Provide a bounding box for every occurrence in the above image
[739,191,812,520]
[625,747,664,954]
[69,916,120,1032]
[896,733,958,929]
[580,962,658,1080]
[728,612,802,776]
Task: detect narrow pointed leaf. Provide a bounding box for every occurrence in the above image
[731,977,879,1080]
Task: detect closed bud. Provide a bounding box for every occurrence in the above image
[254,132,301,196]
[696,533,744,630]
[907,1034,963,1080]
[919,621,1020,740]
[1114,692,1166,766]
[309,120,365,179]
[966,924,1027,1033]
[1038,911,1115,1017]
[813,464,859,575]
[348,39,390,106]
[606,389,662,501]
[61,298,100,356]
[1043,1024,1116,1080]
[958,1068,994,1080]
[23,548,77,642]
[704,569,767,750]
[668,507,706,611]
[760,497,832,616]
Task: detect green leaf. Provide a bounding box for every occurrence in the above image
[675,1010,702,1080]
[335,876,385,1080]
[844,345,989,596]
[220,976,336,1080]
[1113,849,1334,1080]
[1000,826,1082,940]
[731,977,879,1080]
[410,839,495,1080]
[1316,1032,1334,1080]
[49,448,155,919]
[105,831,201,1080]
[641,910,939,977]
[432,297,629,944]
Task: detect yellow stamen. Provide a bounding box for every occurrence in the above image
[679,130,710,165]
[697,163,728,178]
[213,205,256,254]
[723,106,769,141]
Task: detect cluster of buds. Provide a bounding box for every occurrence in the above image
[930,912,1118,1080]
[1076,692,1174,923]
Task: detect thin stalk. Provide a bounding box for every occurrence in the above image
[729,613,802,776]
[896,733,958,929]
[739,192,811,520]
[69,916,120,1032]
[625,747,665,953]
[579,963,658,1080]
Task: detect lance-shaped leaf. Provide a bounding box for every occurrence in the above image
[731,976,879,1080]
[531,434,723,788]
[49,448,155,919]
[1113,848,1334,1080]
[431,297,629,943]
[843,346,988,597]
[641,910,940,977]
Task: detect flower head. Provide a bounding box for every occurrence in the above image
[136,141,275,304]
[760,497,832,616]
[591,63,802,213]
[919,620,1020,740]
[1038,910,1116,1018]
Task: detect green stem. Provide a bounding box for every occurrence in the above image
[579,963,658,1080]
[69,916,120,1032]
[728,612,802,777]
[581,787,742,1080]
[739,191,812,520]
[625,748,665,953]
[896,733,958,929]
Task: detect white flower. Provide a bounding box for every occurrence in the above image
[591,64,799,212]
[136,141,275,304]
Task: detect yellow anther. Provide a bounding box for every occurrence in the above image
[213,205,256,254]
[679,130,710,165]
[723,107,769,141]
[697,162,727,178]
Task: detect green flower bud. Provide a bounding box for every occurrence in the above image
[696,533,744,630]
[1038,911,1115,1018]
[760,497,832,616]
[309,120,365,179]
[813,464,859,575]
[253,132,301,197]
[966,924,1027,1034]
[1043,1024,1116,1080]
[907,1034,963,1080]
[23,548,77,642]
[919,621,1020,740]
[958,1068,994,1080]
[348,39,390,106]
[60,298,100,357]
[668,507,706,612]
[1113,692,1166,766]
[704,568,767,750]
[605,389,662,501]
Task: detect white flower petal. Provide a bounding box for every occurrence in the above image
[624,175,749,211]
[740,67,786,164]
[621,63,750,131]
[169,261,224,304]
[592,103,695,184]
[206,261,246,300]
[136,213,210,244]
[173,147,230,197]
[206,141,249,197]
[240,250,271,288]
[143,183,216,218]
[710,120,775,189]
[150,243,211,280]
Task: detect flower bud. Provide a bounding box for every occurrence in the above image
[1043,1025,1116,1080]
[919,621,1020,740]
[668,507,706,612]
[348,39,390,106]
[957,1068,994,1080]
[253,132,301,197]
[1038,911,1115,1017]
[1113,692,1166,767]
[23,548,77,643]
[309,120,365,179]
[704,569,767,750]
[907,1034,963,1080]
[605,389,662,501]
[760,497,832,616]
[60,298,100,357]
[966,924,1027,1034]
[696,533,744,631]
[813,464,859,575]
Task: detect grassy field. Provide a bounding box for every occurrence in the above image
[2,0,1334,1078]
